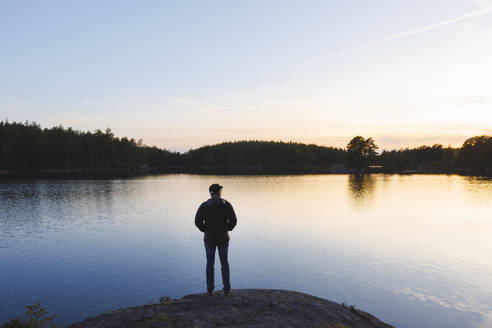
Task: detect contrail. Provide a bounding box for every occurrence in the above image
[319,6,492,60]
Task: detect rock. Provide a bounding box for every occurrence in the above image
[67,289,395,328]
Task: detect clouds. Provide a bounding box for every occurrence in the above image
[319,4,492,59]
[3,1,492,152]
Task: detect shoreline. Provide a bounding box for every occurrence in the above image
[1,167,491,180]
[67,289,395,328]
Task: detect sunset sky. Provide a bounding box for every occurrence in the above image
[1,0,492,152]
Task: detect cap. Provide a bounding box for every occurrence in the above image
[209,183,223,194]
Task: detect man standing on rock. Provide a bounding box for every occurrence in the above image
[195,183,237,296]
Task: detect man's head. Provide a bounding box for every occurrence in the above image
[209,183,223,197]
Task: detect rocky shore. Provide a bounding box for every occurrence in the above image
[68,289,394,328]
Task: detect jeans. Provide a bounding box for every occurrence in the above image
[205,241,230,292]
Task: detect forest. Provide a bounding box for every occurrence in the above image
[0,121,180,175]
[184,140,346,172]
[1,121,491,176]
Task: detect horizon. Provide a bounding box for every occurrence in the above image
[2,119,476,154]
[2,1,492,152]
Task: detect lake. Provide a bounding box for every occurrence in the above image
[1,174,491,328]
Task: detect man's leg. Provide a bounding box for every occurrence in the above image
[205,242,216,293]
[218,242,230,293]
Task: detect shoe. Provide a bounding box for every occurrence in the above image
[207,289,215,297]
[223,289,232,296]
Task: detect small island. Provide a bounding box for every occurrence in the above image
[68,289,394,328]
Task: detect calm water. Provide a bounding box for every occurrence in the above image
[1,174,492,328]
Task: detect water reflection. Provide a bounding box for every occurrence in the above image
[1,175,492,328]
[347,174,376,210]
[462,176,492,206]
[0,181,122,248]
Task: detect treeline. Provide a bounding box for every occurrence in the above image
[0,121,180,173]
[1,121,492,176]
[378,145,458,172]
[185,141,346,170]
[377,137,492,174]
[0,121,345,174]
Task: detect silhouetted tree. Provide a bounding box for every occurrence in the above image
[458,136,492,173]
[2,120,492,176]
[346,136,378,169]
[182,140,346,170]
[0,120,180,173]
[378,144,458,172]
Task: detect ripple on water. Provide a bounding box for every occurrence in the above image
[1,175,492,328]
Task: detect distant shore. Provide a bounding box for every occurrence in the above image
[1,166,490,179]
[3,122,492,179]
[67,289,394,328]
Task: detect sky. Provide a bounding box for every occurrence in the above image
[1,0,492,152]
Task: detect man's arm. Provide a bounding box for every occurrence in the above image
[226,202,237,231]
[195,204,206,232]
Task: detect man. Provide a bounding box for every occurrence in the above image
[195,183,237,296]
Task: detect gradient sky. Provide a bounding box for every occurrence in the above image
[1,0,492,151]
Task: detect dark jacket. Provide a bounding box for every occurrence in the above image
[195,197,237,246]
